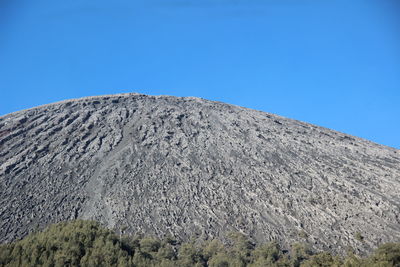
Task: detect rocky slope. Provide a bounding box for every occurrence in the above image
[0,93,399,254]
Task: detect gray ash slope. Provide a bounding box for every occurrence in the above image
[1,93,399,253]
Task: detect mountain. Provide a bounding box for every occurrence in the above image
[0,93,399,254]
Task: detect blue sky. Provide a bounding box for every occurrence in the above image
[1,0,399,148]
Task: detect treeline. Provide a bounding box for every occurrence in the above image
[0,220,399,266]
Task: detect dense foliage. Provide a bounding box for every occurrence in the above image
[0,220,399,266]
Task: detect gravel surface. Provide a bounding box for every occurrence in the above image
[0,93,399,254]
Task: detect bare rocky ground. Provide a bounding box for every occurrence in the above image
[0,93,399,254]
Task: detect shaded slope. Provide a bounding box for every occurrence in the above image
[0,93,399,254]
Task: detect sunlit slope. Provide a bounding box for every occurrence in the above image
[1,93,399,254]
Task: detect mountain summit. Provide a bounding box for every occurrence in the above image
[1,93,399,253]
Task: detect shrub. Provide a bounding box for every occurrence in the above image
[354,232,364,242]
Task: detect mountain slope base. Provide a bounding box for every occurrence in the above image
[1,220,400,267]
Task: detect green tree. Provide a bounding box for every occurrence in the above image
[290,243,312,267]
[227,232,254,266]
[368,242,400,266]
[301,252,342,267]
[177,242,205,267]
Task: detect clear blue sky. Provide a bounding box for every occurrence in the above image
[1,0,399,148]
